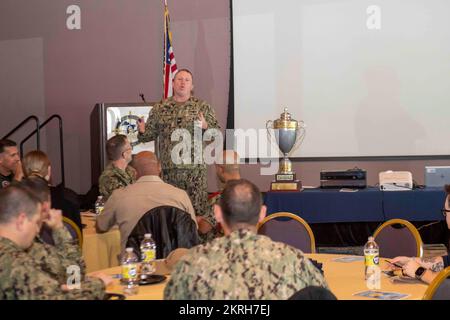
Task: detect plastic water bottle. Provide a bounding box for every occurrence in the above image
[364,236,381,289]
[140,233,156,277]
[94,196,104,215]
[121,248,139,295]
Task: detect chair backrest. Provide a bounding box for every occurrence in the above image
[62,216,83,248]
[257,212,316,253]
[126,205,199,259]
[373,218,423,258]
[423,266,450,300]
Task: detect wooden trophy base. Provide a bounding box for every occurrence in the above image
[270,173,303,191]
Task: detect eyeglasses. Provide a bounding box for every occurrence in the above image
[441,208,450,217]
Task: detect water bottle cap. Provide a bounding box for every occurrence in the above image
[125,248,133,253]
[98,196,103,199]
[144,233,152,238]
[368,236,374,241]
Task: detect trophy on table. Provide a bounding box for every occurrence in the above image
[266,108,306,191]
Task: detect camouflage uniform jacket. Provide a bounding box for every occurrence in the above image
[29,227,87,283]
[137,96,220,170]
[99,163,136,201]
[164,228,328,300]
[198,191,224,244]
[0,235,105,300]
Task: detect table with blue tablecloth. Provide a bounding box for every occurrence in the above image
[264,187,448,246]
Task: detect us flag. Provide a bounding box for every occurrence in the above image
[163,0,178,99]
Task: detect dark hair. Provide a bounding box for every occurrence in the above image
[288,286,337,300]
[219,179,262,226]
[106,134,128,161]
[0,185,40,224]
[0,139,17,154]
[445,184,450,194]
[17,176,50,203]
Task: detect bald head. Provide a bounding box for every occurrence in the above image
[133,151,161,178]
[216,150,241,183]
[218,179,262,227]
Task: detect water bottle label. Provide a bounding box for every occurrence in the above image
[122,264,138,280]
[141,249,155,263]
[365,254,379,266]
[95,205,104,215]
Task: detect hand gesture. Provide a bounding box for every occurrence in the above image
[44,209,64,230]
[196,216,213,234]
[14,161,24,181]
[137,117,146,134]
[87,272,114,287]
[198,112,208,129]
[389,256,410,266]
[401,259,421,278]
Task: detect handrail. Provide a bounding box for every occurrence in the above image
[20,115,66,187]
[2,115,40,149]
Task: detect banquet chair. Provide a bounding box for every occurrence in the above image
[423,266,450,300]
[126,205,199,259]
[373,218,423,258]
[257,212,316,253]
[63,216,83,248]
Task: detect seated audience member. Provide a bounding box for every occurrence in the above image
[164,179,329,300]
[444,184,450,246]
[198,150,241,243]
[18,176,57,245]
[96,151,198,253]
[22,150,82,230]
[387,185,450,284]
[0,139,23,188]
[98,134,136,201]
[387,255,450,284]
[0,185,111,299]
[17,177,92,281]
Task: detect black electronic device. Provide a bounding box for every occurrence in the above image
[320,169,367,189]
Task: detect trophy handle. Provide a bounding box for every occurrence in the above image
[266,120,282,157]
[292,120,306,153]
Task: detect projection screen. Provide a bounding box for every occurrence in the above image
[232,0,450,158]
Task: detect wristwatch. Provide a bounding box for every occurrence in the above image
[415,266,426,280]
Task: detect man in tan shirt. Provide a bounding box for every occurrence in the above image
[96,151,197,253]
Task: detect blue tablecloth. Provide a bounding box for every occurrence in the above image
[264,187,446,223]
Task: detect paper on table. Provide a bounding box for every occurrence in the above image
[333,256,365,263]
[354,290,410,300]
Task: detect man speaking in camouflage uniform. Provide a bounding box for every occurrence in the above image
[0,185,111,299]
[137,69,220,221]
[164,179,329,300]
[99,134,136,201]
